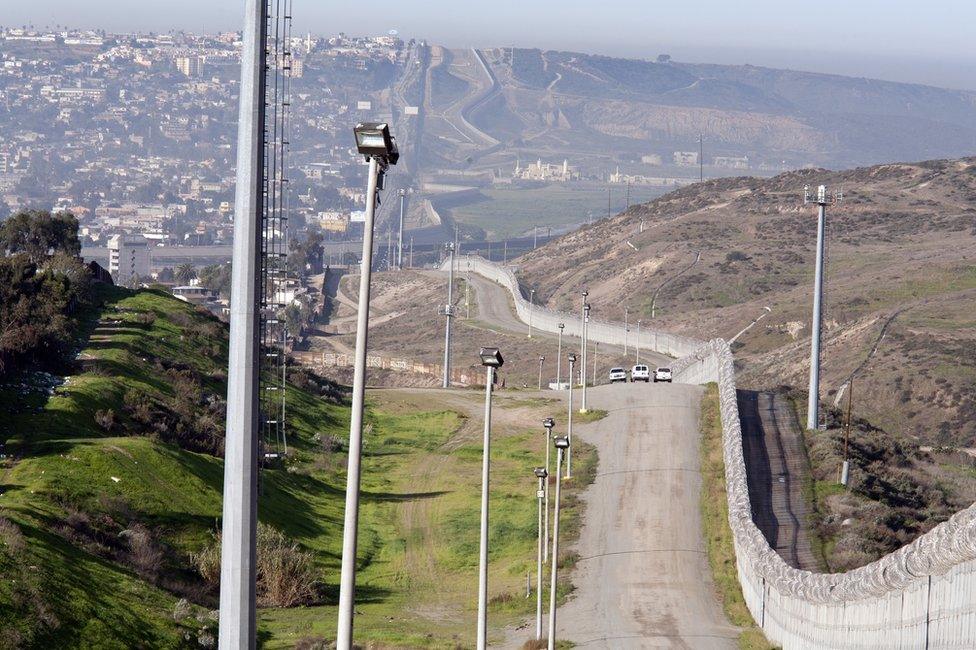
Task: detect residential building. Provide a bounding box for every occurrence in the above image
[108,233,151,285]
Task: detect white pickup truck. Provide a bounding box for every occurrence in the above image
[654,367,673,383]
[608,367,628,383]
[631,364,650,382]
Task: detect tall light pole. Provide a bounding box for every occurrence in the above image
[538,355,545,390]
[476,347,504,650]
[442,242,456,388]
[555,323,564,387]
[542,417,554,563]
[580,303,590,413]
[534,467,548,640]
[804,184,839,430]
[624,307,628,356]
[547,436,571,650]
[566,354,576,480]
[336,122,399,649]
[396,188,406,269]
[219,0,265,644]
[635,319,641,364]
[578,291,587,387]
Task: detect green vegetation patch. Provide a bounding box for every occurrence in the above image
[699,384,776,650]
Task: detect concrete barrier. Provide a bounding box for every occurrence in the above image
[674,339,976,649]
[444,255,705,358]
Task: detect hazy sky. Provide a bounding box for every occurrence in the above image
[7,0,976,89]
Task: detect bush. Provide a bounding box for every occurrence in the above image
[121,523,164,580]
[94,409,116,432]
[192,523,319,607]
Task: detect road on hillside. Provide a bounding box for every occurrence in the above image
[737,390,818,571]
[557,383,737,649]
[441,268,671,370]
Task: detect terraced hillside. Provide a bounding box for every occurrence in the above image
[0,285,594,647]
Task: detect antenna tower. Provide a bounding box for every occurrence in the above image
[259,0,293,463]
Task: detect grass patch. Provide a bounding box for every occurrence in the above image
[699,384,777,650]
[444,184,669,239]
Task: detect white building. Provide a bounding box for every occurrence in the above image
[108,234,151,285]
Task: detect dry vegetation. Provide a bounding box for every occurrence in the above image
[516,157,976,448]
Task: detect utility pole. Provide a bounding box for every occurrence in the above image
[804,184,840,430]
[386,228,392,271]
[338,121,399,649]
[409,236,414,268]
[476,349,503,650]
[841,377,853,486]
[566,355,575,480]
[699,133,703,182]
[533,225,538,249]
[538,356,545,390]
[534,467,548,639]
[626,181,631,209]
[607,187,611,219]
[442,242,455,388]
[624,307,629,356]
[547,436,571,650]
[219,0,265,645]
[581,303,590,413]
[542,418,555,563]
[555,323,564,387]
[503,240,508,263]
[397,188,406,268]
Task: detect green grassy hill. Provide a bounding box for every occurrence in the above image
[0,285,595,648]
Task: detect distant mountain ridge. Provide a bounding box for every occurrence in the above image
[431,47,976,169]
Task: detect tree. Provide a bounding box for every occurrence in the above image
[0,210,81,263]
[197,264,232,297]
[175,263,196,286]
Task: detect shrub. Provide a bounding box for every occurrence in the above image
[192,523,319,607]
[122,523,164,580]
[94,408,116,432]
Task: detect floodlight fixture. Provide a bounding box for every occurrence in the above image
[554,436,570,450]
[543,417,555,430]
[534,467,548,479]
[353,122,399,166]
[479,347,504,368]
[568,353,577,364]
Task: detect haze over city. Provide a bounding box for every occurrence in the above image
[6,0,976,88]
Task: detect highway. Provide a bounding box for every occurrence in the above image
[554,383,737,648]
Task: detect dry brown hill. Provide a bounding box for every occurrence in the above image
[516,158,976,446]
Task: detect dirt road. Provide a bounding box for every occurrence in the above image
[436,269,672,369]
[558,383,737,648]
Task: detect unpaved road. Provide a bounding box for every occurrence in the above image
[431,268,672,369]
[558,383,737,649]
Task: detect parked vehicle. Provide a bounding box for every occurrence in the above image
[654,367,673,383]
[608,367,628,383]
[631,364,650,382]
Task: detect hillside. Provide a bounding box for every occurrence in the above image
[423,47,976,173]
[513,155,976,570]
[0,284,595,647]
[516,156,976,448]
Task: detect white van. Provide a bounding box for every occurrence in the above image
[654,367,673,383]
[631,364,650,382]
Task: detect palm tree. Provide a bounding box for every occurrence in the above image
[175,263,196,286]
